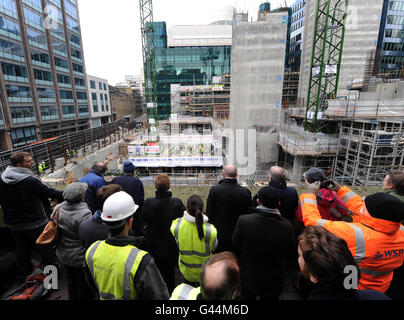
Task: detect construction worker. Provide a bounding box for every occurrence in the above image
[200,144,204,156]
[170,195,218,285]
[38,162,44,175]
[85,191,169,300]
[300,179,404,293]
[66,149,70,159]
[170,251,240,300]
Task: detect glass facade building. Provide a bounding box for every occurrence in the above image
[287,0,306,72]
[153,22,231,120]
[0,0,89,149]
[378,0,404,74]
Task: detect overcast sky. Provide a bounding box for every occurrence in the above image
[78,0,295,86]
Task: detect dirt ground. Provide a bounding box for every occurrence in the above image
[144,185,384,205]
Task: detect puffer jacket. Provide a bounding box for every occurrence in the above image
[53,201,92,267]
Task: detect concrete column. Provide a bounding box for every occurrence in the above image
[292,155,304,185]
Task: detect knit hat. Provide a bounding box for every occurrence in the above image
[364,192,404,222]
[257,186,280,209]
[304,168,326,184]
[63,182,88,203]
[123,161,136,173]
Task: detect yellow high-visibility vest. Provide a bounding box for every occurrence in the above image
[170,284,201,300]
[170,216,217,283]
[85,240,147,300]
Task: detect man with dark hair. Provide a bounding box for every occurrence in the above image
[298,226,389,300]
[0,151,64,281]
[111,161,145,236]
[232,186,296,300]
[383,170,404,201]
[170,251,240,300]
[252,166,298,224]
[206,164,252,253]
[79,184,123,250]
[80,162,108,213]
[85,191,169,300]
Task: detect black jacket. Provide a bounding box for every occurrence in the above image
[141,191,185,267]
[111,174,145,208]
[206,178,252,253]
[252,181,299,223]
[0,174,63,229]
[232,206,296,299]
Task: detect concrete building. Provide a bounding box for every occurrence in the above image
[0,0,90,150]
[87,75,111,128]
[230,10,289,178]
[109,85,144,122]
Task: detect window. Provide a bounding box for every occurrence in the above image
[37,87,55,100]
[34,69,53,82]
[72,62,84,74]
[30,49,49,65]
[90,80,96,89]
[57,73,71,85]
[59,90,73,100]
[6,85,31,99]
[70,47,82,60]
[79,105,89,115]
[0,38,24,60]
[76,91,87,101]
[62,105,75,118]
[92,93,98,112]
[54,56,69,70]
[1,62,28,78]
[64,0,77,19]
[52,39,67,56]
[0,15,21,38]
[66,15,79,34]
[26,27,47,48]
[99,82,103,90]
[11,127,37,147]
[103,83,107,91]
[23,7,44,29]
[69,32,81,47]
[46,3,63,25]
[0,0,17,17]
[40,105,59,121]
[74,77,85,88]
[10,106,36,124]
[23,0,41,11]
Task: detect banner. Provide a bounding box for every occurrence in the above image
[129,156,223,168]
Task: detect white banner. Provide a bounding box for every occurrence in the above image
[129,156,223,167]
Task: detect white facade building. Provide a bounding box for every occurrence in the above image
[87,75,112,128]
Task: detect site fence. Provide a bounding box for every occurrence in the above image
[0,120,134,174]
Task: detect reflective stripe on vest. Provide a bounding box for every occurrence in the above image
[400,226,404,232]
[347,224,366,264]
[86,241,144,300]
[360,268,394,277]
[171,284,200,300]
[174,218,213,257]
[342,191,357,204]
[301,198,317,206]
[317,219,328,227]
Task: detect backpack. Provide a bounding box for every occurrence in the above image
[6,268,49,300]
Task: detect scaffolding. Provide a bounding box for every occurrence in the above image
[333,120,404,186]
[278,124,340,156]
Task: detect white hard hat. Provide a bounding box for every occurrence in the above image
[101,191,139,223]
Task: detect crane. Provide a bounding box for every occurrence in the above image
[139,0,159,142]
[304,0,349,133]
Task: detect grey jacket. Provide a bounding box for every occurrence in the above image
[53,201,92,267]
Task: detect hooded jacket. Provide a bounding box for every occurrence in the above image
[0,166,64,230]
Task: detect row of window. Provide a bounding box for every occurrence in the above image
[0,0,16,17]
[385,28,404,39]
[291,0,306,14]
[5,84,87,101]
[381,55,404,65]
[387,15,404,25]
[383,41,404,52]
[91,92,110,112]
[389,1,404,11]
[90,80,108,91]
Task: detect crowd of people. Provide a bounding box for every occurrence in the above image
[0,150,403,301]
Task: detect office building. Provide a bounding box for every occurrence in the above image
[0,0,90,150]
[87,75,111,128]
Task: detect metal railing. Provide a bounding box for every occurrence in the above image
[0,120,134,174]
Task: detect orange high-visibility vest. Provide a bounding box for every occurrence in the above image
[300,186,404,293]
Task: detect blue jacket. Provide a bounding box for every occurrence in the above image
[80,170,106,192]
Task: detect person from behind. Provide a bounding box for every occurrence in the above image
[78,184,123,250]
[252,166,299,224]
[170,251,240,300]
[298,226,390,300]
[85,191,169,300]
[0,151,64,282]
[232,186,296,300]
[206,164,251,253]
[81,162,108,213]
[53,182,93,300]
[296,168,349,223]
[383,170,404,202]
[300,179,404,293]
[111,161,145,236]
[141,174,185,294]
[171,195,218,285]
